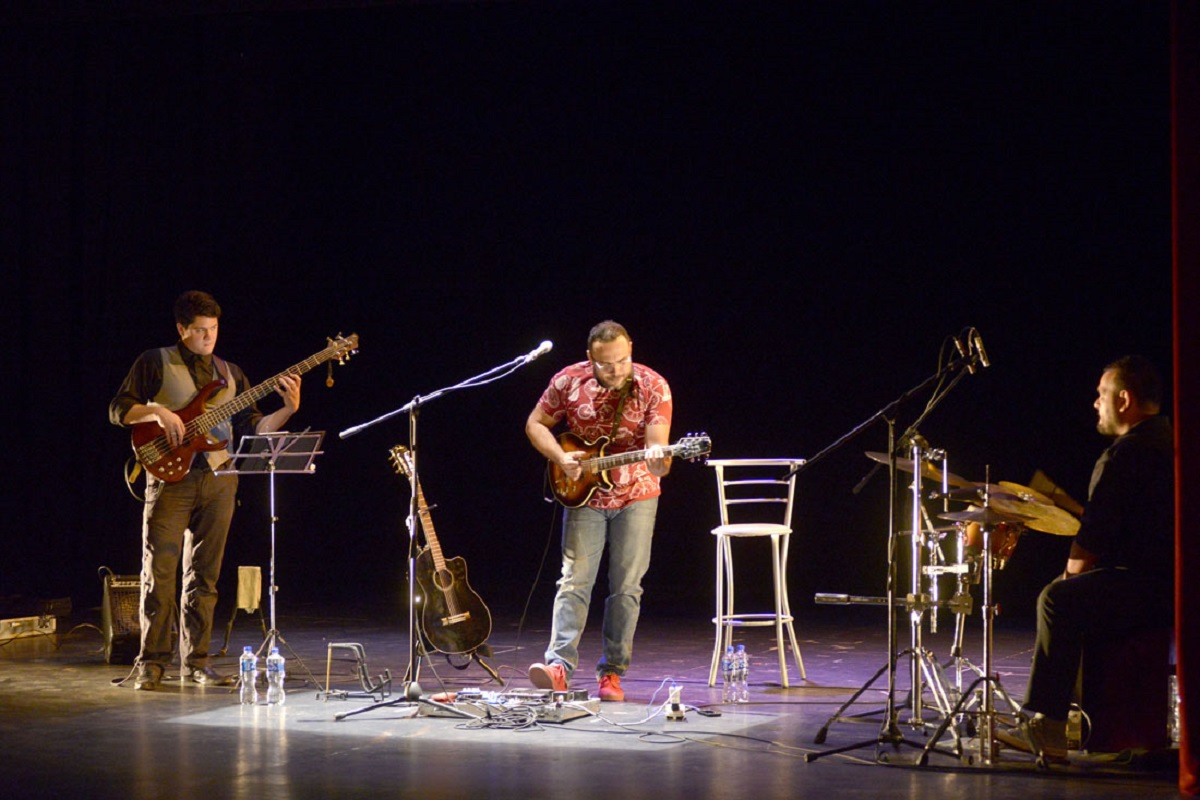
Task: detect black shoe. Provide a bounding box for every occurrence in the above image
[995,715,1069,763]
[134,662,164,691]
[188,665,234,686]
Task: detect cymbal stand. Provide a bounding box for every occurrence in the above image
[943,527,1021,719]
[920,482,1020,766]
[901,443,956,727]
[334,345,547,721]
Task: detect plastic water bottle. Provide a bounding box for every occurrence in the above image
[265,646,286,705]
[238,646,258,705]
[720,645,736,703]
[734,644,749,703]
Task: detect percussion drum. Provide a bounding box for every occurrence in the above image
[964,521,1024,571]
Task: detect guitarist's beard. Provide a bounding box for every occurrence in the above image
[594,371,632,393]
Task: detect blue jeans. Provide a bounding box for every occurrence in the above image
[545,497,658,679]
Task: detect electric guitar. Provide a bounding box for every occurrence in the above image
[548,432,712,508]
[130,334,358,482]
[389,445,492,656]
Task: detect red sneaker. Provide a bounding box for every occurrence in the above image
[528,662,568,692]
[598,673,625,702]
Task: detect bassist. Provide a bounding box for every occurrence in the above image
[525,320,672,703]
[109,291,301,690]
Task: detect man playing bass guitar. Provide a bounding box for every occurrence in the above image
[110,291,301,690]
[526,320,672,702]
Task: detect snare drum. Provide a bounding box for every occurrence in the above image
[964,521,1024,570]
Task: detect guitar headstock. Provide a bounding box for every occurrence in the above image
[675,432,712,462]
[328,333,360,364]
[388,444,414,479]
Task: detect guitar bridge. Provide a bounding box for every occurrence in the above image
[441,612,471,627]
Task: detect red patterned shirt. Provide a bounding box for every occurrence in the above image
[537,361,673,510]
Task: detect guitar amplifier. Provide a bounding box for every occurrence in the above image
[101,572,141,665]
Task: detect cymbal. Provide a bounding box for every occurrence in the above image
[865,451,971,488]
[939,507,1033,526]
[990,495,1081,536]
[997,482,1054,505]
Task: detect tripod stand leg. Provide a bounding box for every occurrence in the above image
[470,649,502,684]
[812,660,890,744]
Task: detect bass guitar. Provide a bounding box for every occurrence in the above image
[389,445,492,656]
[130,333,358,482]
[548,432,712,508]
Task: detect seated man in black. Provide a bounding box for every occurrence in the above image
[997,355,1174,759]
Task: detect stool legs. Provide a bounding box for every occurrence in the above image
[708,533,806,688]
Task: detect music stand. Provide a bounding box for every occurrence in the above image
[219,431,324,683]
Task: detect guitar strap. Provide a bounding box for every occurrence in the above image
[610,380,631,439]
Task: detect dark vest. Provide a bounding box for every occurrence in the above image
[153,347,237,469]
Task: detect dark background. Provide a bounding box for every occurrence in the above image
[2,3,1173,629]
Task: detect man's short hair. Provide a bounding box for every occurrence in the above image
[587,320,630,351]
[1106,355,1163,409]
[174,291,222,327]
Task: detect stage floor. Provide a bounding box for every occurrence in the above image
[0,602,1180,799]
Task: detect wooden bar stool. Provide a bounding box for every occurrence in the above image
[707,458,807,688]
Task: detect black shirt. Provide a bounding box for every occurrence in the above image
[1075,414,1175,613]
[109,341,263,441]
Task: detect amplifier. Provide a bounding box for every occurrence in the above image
[101,573,140,665]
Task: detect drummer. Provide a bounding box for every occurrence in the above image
[996,356,1174,759]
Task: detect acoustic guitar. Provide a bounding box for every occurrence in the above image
[130,334,358,482]
[548,432,712,508]
[389,445,492,656]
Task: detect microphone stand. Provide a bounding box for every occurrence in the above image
[805,344,979,764]
[333,347,548,721]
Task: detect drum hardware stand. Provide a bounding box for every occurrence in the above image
[801,337,981,764]
[941,531,1022,721]
[334,344,549,721]
[217,430,325,689]
[919,482,1027,766]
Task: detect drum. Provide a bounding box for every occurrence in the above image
[964,521,1024,571]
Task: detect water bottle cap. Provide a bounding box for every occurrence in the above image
[244,646,253,652]
[735,644,745,651]
[270,647,280,654]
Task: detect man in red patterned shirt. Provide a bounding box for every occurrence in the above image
[526,321,673,702]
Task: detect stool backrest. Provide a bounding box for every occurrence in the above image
[708,458,806,529]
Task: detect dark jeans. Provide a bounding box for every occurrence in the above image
[1023,568,1150,719]
[139,466,238,669]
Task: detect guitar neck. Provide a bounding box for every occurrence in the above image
[585,443,682,472]
[187,345,340,435]
[414,484,447,571]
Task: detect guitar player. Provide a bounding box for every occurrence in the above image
[109,291,301,691]
[525,320,673,702]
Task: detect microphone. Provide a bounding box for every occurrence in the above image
[971,331,991,368]
[524,340,554,363]
[953,336,975,375]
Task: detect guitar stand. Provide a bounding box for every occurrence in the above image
[442,645,503,684]
[320,642,392,702]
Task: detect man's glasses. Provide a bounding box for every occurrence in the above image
[591,356,631,371]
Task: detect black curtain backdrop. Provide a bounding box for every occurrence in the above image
[2,3,1173,632]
